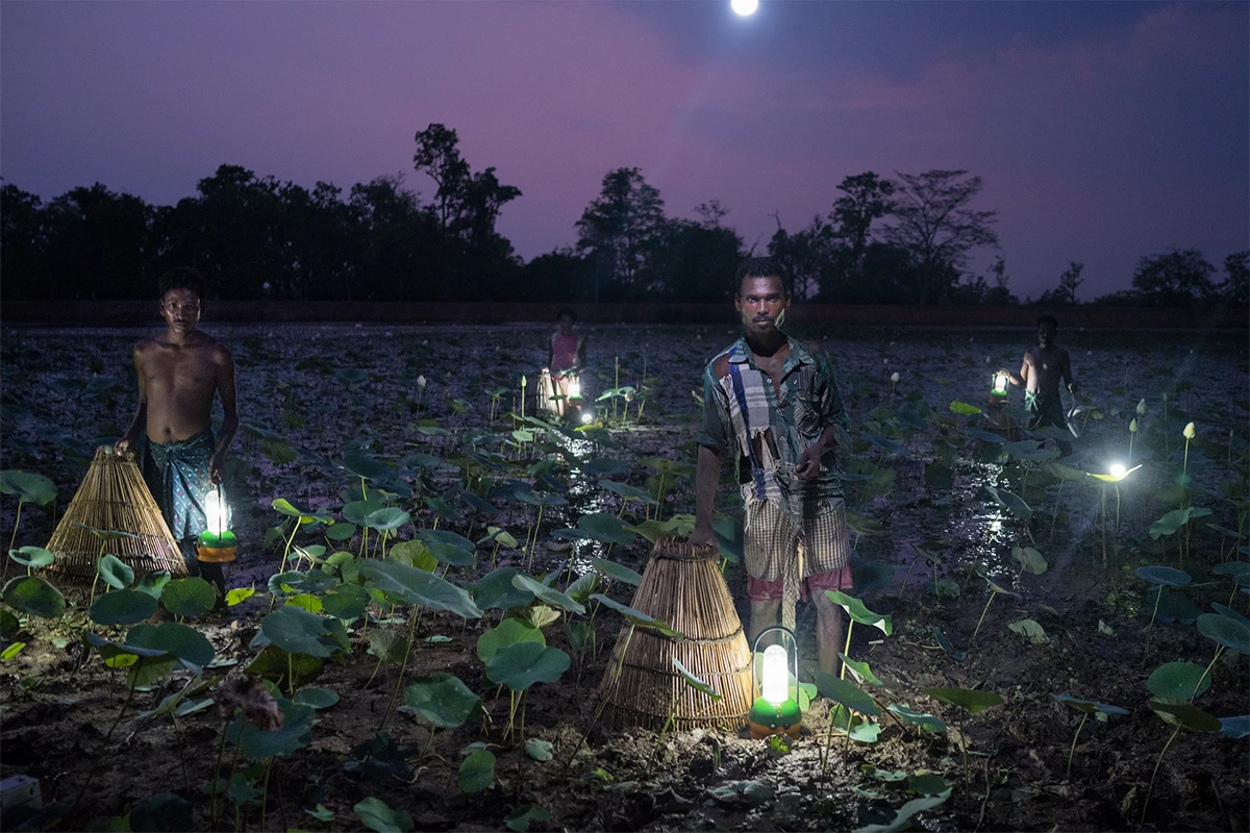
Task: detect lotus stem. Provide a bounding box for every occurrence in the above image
[1141,723,1182,829]
[1050,479,1066,539]
[1100,485,1108,569]
[7,498,24,554]
[1065,712,1089,780]
[973,591,996,639]
[841,620,856,680]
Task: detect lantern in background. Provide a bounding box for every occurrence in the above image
[747,627,801,739]
[991,371,1010,396]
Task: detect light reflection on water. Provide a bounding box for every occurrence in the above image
[887,457,1023,590]
[545,433,609,577]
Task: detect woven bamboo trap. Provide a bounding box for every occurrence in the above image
[597,537,753,731]
[44,446,188,587]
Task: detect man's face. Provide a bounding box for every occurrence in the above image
[1037,322,1056,348]
[558,315,575,335]
[735,275,789,337]
[161,288,202,335]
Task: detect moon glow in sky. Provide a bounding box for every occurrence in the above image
[1,1,1246,301]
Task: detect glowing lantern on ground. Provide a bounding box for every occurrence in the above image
[747,627,801,739]
[197,485,237,564]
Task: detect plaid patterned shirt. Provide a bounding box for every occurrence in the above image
[699,334,848,518]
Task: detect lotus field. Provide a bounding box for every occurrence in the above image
[0,321,1246,832]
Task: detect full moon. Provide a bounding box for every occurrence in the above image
[731,0,759,17]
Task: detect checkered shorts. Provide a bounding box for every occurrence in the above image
[743,497,852,613]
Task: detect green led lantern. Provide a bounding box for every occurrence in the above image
[991,371,1010,397]
[196,484,237,563]
[748,626,802,740]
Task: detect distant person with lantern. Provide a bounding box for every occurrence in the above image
[540,307,588,420]
[688,258,853,680]
[996,314,1077,447]
[116,267,239,592]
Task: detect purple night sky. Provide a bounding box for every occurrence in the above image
[3,1,1246,301]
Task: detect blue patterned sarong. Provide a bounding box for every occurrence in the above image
[143,430,214,543]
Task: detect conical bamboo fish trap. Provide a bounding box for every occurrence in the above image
[44,447,188,587]
[597,538,753,731]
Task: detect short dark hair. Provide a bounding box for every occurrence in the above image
[557,307,576,322]
[1036,314,1058,328]
[735,257,788,295]
[158,267,204,299]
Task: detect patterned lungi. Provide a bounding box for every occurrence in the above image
[143,430,214,546]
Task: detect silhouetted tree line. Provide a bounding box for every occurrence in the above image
[3,123,1245,307]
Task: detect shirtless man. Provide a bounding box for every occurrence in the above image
[117,268,238,577]
[997,314,1077,438]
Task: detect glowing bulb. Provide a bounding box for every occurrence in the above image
[1108,463,1127,479]
[567,376,581,399]
[731,0,759,16]
[204,487,229,536]
[761,644,788,704]
[992,372,1009,395]
[580,411,593,425]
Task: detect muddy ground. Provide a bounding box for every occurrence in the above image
[1,322,1246,832]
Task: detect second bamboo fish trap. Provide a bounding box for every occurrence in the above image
[44,446,188,587]
[597,538,753,731]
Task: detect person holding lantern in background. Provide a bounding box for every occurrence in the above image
[117,267,238,593]
[689,258,853,681]
[997,314,1078,452]
[540,307,588,420]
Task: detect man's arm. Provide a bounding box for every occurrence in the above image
[1061,349,1076,394]
[116,344,149,453]
[688,444,722,549]
[210,347,239,483]
[997,352,1031,388]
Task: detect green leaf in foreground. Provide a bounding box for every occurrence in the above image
[853,791,951,833]
[458,749,496,794]
[485,642,570,691]
[672,658,722,702]
[354,795,414,833]
[2,575,66,619]
[925,686,1003,714]
[590,593,682,637]
[404,673,481,728]
[505,805,552,833]
[825,590,892,636]
[161,577,217,619]
[90,588,159,626]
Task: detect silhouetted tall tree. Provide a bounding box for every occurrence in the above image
[1131,248,1217,306]
[884,169,999,304]
[576,168,667,301]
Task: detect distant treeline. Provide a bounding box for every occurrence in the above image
[2,123,1246,307]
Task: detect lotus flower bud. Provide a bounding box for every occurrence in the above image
[1183,422,1195,439]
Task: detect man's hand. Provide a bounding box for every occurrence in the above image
[794,443,824,480]
[688,525,718,551]
[210,451,227,485]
